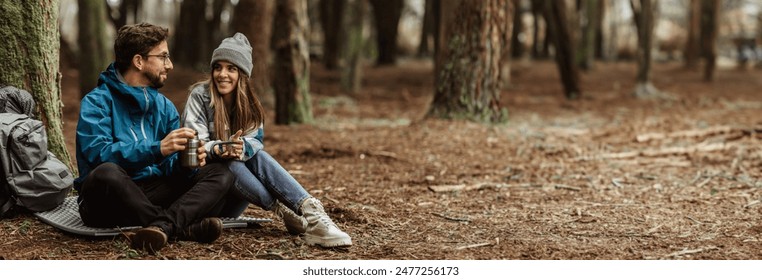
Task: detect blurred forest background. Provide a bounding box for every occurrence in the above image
[5,0,762,168]
[3,0,762,259]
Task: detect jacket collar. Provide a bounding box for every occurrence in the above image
[98,63,158,113]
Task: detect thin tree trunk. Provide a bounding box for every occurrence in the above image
[577,0,598,70]
[428,0,511,123]
[319,0,345,70]
[594,0,605,59]
[78,0,109,98]
[631,0,660,98]
[502,2,516,87]
[545,0,580,99]
[417,0,435,57]
[510,0,524,58]
[174,0,226,71]
[341,0,368,94]
[232,0,274,107]
[684,0,701,69]
[531,0,540,58]
[701,0,719,82]
[369,0,403,65]
[0,0,74,171]
[107,0,141,30]
[273,0,313,124]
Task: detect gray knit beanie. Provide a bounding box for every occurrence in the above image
[211,32,253,77]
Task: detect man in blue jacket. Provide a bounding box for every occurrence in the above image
[75,23,232,253]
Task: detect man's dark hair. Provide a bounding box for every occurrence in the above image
[114,23,169,73]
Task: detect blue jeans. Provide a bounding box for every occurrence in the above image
[219,150,310,217]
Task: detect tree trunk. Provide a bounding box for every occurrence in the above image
[173,0,226,71]
[544,0,580,99]
[593,0,606,59]
[107,0,141,30]
[417,0,435,57]
[510,0,524,58]
[530,0,550,59]
[631,0,660,98]
[369,0,403,65]
[701,0,719,82]
[232,0,275,108]
[78,0,109,98]
[0,0,74,171]
[319,0,345,70]
[502,2,516,87]
[273,0,313,124]
[684,0,701,69]
[576,0,598,70]
[341,0,369,94]
[428,0,511,123]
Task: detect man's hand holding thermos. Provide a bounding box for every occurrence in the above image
[162,127,207,168]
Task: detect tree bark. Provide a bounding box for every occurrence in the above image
[577,0,598,70]
[701,0,719,82]
[173,0,226,71]
[593,0,605,59]
[319,0,345,69]
[107,0,141,30]
[0,0,74,171]
[78,0,109,98]
[544,0,581,99]
[630,0,660,98]
[341,0,369,94]
[530,0,549,59]
[683,0,701,69]
[510,0,524,58]
[428,0,512,123]
[273,0,313,124]
[369,0,403,65]
[417,0,435,57]
[232,0,275,107]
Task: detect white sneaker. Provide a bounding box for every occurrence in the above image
[300,197,352,247]
[273,200,307,235]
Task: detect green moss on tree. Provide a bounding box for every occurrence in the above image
[0,0,74,173]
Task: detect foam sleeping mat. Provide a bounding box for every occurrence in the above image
[33,196,271,237]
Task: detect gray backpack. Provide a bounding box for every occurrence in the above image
[0,113,73,216]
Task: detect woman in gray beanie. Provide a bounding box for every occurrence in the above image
[181,33,352,247]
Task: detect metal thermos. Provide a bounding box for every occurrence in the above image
[181,133,200,168]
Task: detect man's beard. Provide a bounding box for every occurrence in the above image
[145,71,165,88]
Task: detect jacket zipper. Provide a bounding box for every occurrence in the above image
[140,88,149,139]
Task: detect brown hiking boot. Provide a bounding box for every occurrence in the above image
[130,226,168,254]
[176,217,223,243]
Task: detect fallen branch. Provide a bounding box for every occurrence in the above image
[366,150,405,161]
[665,246,718,258]
[744,200,760,208]
[431,212,472,222]
[645,224,664,235]
[554,184,581,191]
[636,126,733,142]
[609,157,692,167]
[455,242,492,250]
[696,177,712,188]
[577,142,733,161]
[428,182,511,193]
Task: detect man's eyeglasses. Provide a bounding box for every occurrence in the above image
[145,53,171,65]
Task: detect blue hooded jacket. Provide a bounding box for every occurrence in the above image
[75,63,180,190]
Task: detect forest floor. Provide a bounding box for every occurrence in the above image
[1,58,762,260]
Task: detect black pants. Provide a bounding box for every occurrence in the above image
[78,162,232,237]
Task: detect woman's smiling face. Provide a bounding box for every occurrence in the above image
[213,61,239,96]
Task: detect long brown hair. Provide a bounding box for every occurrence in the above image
[197,71,265,141]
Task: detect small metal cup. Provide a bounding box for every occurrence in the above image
[180,136,200,168]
